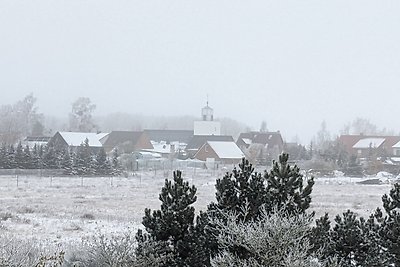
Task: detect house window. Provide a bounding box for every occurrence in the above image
[358,149,362,155]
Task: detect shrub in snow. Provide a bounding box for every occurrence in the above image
[0,233,64,267]
[65,230,136,267]
[210,206,341,267]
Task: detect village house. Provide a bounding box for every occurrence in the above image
[47,131,108,153]
[140,141,181,158]
[186,135,235,158]
[143,129,194,144]
[21,136,51,149]
[236,131,284,164]
[143,129,194,158]
[236,131,284,151]
[339,134,400,158]
[194,141,244,164]
[99,131,153,154]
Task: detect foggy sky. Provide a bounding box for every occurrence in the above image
[1,1,399,143]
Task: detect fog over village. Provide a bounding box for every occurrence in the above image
[1,1,400,267]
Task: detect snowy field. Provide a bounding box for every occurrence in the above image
[0,169,396,247]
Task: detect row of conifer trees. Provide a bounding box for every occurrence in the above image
[133,154,400,267]
[0,138,121,176]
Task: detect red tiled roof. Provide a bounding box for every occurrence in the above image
[339,134,400,153]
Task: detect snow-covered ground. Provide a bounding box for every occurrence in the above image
[311,175,395,219]
[0,169,396,246]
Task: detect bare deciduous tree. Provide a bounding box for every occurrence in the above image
[69,97,97,132]
[0,93,43,144]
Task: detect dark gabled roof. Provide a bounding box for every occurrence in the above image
[24,136,51,142]
[100,131,144,148]
[186,135,234,150]
[237,131,283,147]
[144,129,194,144]
[253,132,283,146]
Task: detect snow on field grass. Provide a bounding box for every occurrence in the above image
[0,169,397,246]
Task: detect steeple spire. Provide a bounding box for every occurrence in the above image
[201,96,213,121]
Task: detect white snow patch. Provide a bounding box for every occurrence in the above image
[352,138,385,149]
[59,132,107,147]
[242,138,252,145]
[207,141,244,159]
[392,141,400,148]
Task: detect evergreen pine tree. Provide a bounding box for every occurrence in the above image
[136,170,208,267]
[264,153,314,215]
[94,148,109,176]
[111,148,122,176]
[309,213,333,257]
[23,145,32,169]
[360,214,387,266]
[43,145,58,169]
[36,145,45,169]
[74,138,93,175]
[377,183,400,266]
[60,149,73,175]
[15,142,24,169]
[88,154,97,176]
[208,154,314,222]
[313,210,386,266]
[69,151,78,175]
[0,144,8,169]
[205,154,315,261]
[331,210,369,265]
[7,145,17,169]
[31,144,40,169]
[208,158,267,222]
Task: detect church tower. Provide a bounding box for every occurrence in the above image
[201,101,214,121]
[194,100,221,136]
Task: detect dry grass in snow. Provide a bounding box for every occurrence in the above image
[0,169,395,246]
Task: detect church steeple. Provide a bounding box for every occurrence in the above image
[201,99,213,121]
[194,97,221,136]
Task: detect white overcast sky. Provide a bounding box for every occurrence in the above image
[0,1,399,143]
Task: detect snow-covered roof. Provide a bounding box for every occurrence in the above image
[207,141,244,159]
[136,151,162,158]
[392,141,400,148]
[144,144,172,155]
[96,132,109,141]
[144,141,186,154]
[58,132,107,147]
[352,138,385,149]
[242,138,252,145]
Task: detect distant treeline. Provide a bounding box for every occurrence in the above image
[0,138,121,176]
